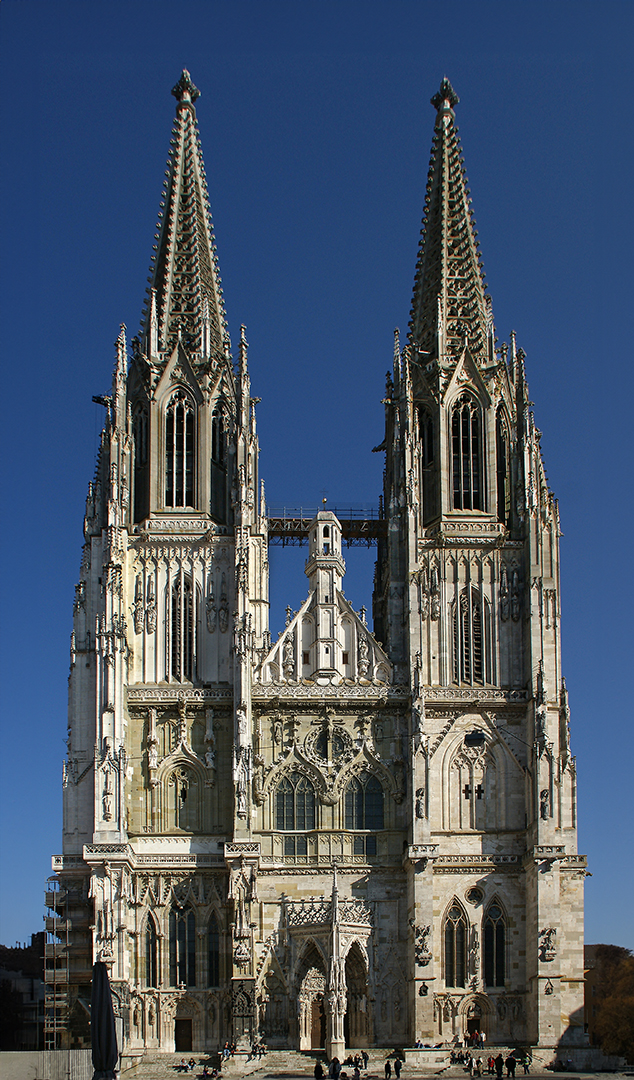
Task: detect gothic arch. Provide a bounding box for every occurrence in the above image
[449,391,485,511]
[442,898,469,988]
[157,754,207,833]
[261,746,328,811]
[482,896,507,988]
[451,587,491,685]
[143,910,160,988]
[164,387,197,509]
[331,743,397,810]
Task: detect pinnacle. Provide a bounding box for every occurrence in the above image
[140,72,228,364]
[172,68,200,106]
[409,80,492,367]
[431,76,459,112]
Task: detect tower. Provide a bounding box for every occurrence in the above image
[50,74,586,1057]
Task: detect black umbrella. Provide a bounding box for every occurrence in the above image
[91,961,119,1079]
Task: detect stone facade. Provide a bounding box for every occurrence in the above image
[51,73,587,1056]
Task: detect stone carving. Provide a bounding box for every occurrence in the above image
[413,924,432,966]
[430,567,440,621]
[282,634,295,679]
[204,707,216,769]
[146,579,156,634]
[358,633,370,677]
[415,787,425,819]
[544,979,554,995]
[500,564,509,622]
[511,570,520,622]
[540,789,550,820]
[419,982,428,996]
[470,926,480,975]
[133,575,145,634]
[539,927,556,962]
[219,574,229,633]
[206,579,217,633]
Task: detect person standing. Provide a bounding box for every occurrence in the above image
[385,1060,392,1079]
[505,1054,516,1079]
[394,1059,401,1079]
[495,1054,504,1079]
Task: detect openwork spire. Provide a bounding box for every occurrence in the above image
[409,78,491,366]
[141,70,228,361]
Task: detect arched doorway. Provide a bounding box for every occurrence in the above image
[344,943,370,1048]
[297,945,327,1050]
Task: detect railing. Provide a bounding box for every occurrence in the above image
[267,506,386,546]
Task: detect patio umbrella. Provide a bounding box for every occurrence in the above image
[91,961,119,1079]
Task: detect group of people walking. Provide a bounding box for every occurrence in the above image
[449,1051,529,1077]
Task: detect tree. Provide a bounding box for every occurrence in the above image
[590,947,634,1063]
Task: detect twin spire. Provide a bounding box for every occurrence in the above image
[141,69,228,363]
[410,77,493,367]
[142,73,491,371]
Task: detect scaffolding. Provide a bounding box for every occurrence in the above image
[267,505,386,546]
[44,876,71,1050]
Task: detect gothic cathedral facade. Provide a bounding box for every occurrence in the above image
[52,73,587,1056]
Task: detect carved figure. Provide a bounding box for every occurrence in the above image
[358,633,370,677]
[414,924,432,966]
[415,787,425,819]
[539,927,557,961]
[146,579,156,634]
[500,565,510,622]
[206,581,217,632]
[282,634,295,679]
[540,788,550,820]
[133,575,145,634]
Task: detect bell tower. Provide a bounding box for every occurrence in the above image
[375,78,586,1049]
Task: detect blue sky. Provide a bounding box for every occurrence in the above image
[0,0,632,949]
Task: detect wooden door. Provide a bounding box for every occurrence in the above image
[175,1017,193,1051]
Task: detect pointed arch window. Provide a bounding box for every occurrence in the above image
[165,390,195,508]
[210,408,227,523]
[167,766,200,831]
[496,409,511,527]
[208,913,220,987]
[345,773,384,831]
[419,407,438,524]
[484,903,506,987]
[171,575,194,682]
[452,394,482,510]
[145,917,158,988]
[276,773,316,831]
[444,903,467,988]
[169,905,196,987]
[133,402,149,522]
[453,588,489,685]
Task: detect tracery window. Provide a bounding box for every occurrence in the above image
[145,917,158,988]
[444,903,467,988]
[165,390,195,508]
[453,588,488,685]
[169,905,196,987]
[452,394,482,510]
[208,913,220,987]
[496,409,511,527]
[167,767,200,831]
[484,902,506,987]
[344,773,384,831]
[276,773,315,831]
[210,408,227,522]
[171,575,194,682]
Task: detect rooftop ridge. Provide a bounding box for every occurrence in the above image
[409,78,492,367]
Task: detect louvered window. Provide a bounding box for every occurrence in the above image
[452,395,482,510]
[165,391,195,507]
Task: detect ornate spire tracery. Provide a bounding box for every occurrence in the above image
[141,69,228,363]
[409,78,491,367]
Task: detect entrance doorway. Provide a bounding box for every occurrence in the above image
[311,996,325,1049]
[175,1018,193,1051]
[466,1017,480,1034]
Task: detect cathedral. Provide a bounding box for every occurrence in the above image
[49,72,587,1057]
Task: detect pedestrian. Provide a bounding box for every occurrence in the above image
[394,1059,401,1079]
[522,1056,531,1075]
[495,1054,504,1079]
[505,1055,516,1079]
[362,1052,369,1070]
[385,1060,392,1080]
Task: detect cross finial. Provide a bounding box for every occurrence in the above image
[431,77,459,112]
[172,69,200,106]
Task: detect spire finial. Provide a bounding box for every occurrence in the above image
[172,69,200,107]
[431,77,459,112]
